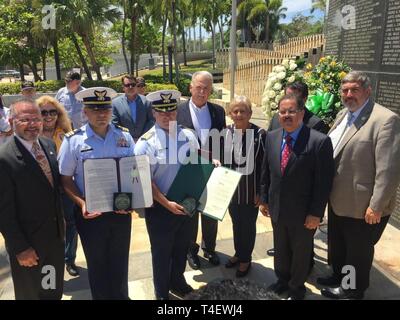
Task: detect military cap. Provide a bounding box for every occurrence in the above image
[75,87,117,110]
[146,90,181,112]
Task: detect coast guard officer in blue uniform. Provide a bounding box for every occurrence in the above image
[58,87,135,300]
[134,90,200,300]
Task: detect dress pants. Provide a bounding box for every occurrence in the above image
[62,193,77,265]
[145,204,192,299]
[9,238,64,300]
[75,207,132,300]
[188,211,218,255]
[272,221,316,291]
[229,203,258,263]
[329,209,389,292]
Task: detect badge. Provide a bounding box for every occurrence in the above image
[113,192,132,211]
[117,136,129,147]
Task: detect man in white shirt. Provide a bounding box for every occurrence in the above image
[177,71,226,270]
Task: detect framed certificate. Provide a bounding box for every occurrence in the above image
[83,155,153,213]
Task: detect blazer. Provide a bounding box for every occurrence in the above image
[177,100,226,160]
[260,125,334,225]
[111,94,154,141]
[329,100,400,219]
[0,136,65,256]
[268,108,330,134]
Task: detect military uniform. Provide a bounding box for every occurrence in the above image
[134,90,199,299]
[58,87,135,300]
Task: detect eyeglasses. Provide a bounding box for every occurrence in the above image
[41,109,58,117]
[278,109,301,116]
[123,83,136,88]
[15,118,42,124]
[136,84,145,88]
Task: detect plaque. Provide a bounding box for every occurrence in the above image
[113,192,132,211]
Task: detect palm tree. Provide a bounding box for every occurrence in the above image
[311,0,327,14]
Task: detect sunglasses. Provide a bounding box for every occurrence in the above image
[136,84,145,88]
[123,83,136,88]
[41,109,58,117]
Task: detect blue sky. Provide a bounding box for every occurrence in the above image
[281,0,325,24]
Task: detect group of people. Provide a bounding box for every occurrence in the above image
[0,69,399,301]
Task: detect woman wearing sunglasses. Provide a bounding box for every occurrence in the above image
[36,95,72,152]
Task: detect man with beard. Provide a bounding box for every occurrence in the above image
[260,94,334,300]
[318,71,400,299]
[0,99,65,299]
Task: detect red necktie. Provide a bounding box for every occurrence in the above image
[281,135,292,174]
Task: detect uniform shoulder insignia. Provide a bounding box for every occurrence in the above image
[140,130,155,141]
[180,125,196,135]
[65,129,81,138]
[116,125,129,132]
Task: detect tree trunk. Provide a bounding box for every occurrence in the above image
[182,29,187,67]
[52,33,61,80]
[30,62,42,82]
[81,33,102,80]
[42,52,47,81]
[122,0,130,73]
[211,22,216,70]
[71,33,92,80]
[19,64,25,82]
[162,15,167,82]
[188,27,192,52]
[199,18,202,51]
[264,13,270,49]
[135,55,139,76]
[130,12,137,75]
[218,16,224,49]
[193,26,196,52]
[172,1,179,84]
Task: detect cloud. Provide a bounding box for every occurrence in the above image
[282,0,313,14]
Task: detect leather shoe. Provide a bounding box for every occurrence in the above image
[287,287,306,300]
[187,253,201,270]
[170,284,194,297]
[317,275,341,287]
[266,248,275,256]
[321,287,364,300]
[225,257,239,268]
[236,262,251,278]
[204,251,220,266]
[267,281,289,295]
[66,263,79,277]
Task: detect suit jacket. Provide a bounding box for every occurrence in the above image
[177,100,226,160]
[260,125,334,225]
[112,94,154,141]
[268,108,330,134]
[0,136,65,257]
[329,100,400,219]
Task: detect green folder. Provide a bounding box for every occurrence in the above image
[166,156,215,203]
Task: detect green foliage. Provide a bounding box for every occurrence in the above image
[0,80,177,95]
[280,14,323,39]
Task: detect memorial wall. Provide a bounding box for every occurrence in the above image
[325,0,400,228]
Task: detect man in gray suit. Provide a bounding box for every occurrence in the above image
[112,75,154,142]
[319,71,400,299]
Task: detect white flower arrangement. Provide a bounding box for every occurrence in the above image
[261,59,303,123]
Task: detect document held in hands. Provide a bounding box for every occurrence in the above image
[83,155,153,213]
[167,159,242,221]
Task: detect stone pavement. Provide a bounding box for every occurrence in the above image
[1,210,399,300]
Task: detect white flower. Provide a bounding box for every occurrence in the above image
[277,71,286,80]
[273,82,282,91]
[282,59,289,68]
[272,66,279,73]
[268,71,277,79]
[289,63,297,71]
[287,75,296,83]
[270,102,277,109]
[275,96,281,103]
[268,90,276,99]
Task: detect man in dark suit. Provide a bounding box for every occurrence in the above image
[260,94,334,300]
[0,99,65,300]
[177,71,226,269]
[112,75,154,142]
[266,82,329,265]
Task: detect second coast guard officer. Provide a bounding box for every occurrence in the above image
[58,87,135,300]
[134,90,200,300]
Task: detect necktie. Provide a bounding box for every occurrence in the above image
[32,141,54,187]
[281,135,292,174]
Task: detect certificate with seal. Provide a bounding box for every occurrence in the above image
[167,157,242,221]
[83,155,153,213]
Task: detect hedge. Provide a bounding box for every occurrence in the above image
[0,80,178,95]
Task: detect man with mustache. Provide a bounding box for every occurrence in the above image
[318,71,400,299]
[0,99,65,299]
[260,94,334,300]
